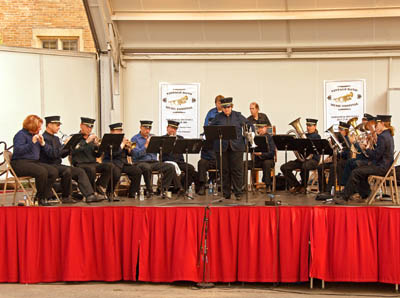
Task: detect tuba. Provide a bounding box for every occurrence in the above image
[287,117,308,162]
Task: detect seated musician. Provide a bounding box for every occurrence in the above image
[249,119,276,192]
[317,121,351,197]
[70,117,113,199]
[102,122,142,198]
[335,115,394,204]
[247,102,272,127]
[40,116,101,203]
[280,118,321,194]
[162,120,199,192]
[11,115,58,206]
[130,120,179,197]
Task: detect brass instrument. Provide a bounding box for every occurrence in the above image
[326,126,343,151]
[287,117,309,162]
[124,140,136,150]
[334,92,353,103]
[347,117,369,158]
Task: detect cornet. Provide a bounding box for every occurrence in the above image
[243,124,257,149]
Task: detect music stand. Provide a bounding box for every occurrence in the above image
[272,134,296,190]
[311,139,332,193]
[98,133,124,202]
[253,136,270,153]
[292,138,317,194]
[173,138,203,200]
[204,126,237,199]
[63,134,83,151]
[147,136,176,198]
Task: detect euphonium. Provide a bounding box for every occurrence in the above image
[287,117,308,162]
[347,117,369,158]
[326,126,343,151]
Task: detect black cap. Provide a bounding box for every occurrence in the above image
[109,122,123,130]
[140,120,153,128]
[338,121,350,130]
[255,119,269,127]
[167,120,180,128]
[376,115,392,123]
[220,97,233,107]
[363,113,375,121]
[81,117,95,128]
[45,115,61,125]
[306,118,318,125]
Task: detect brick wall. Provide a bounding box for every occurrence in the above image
[0,0,95,52]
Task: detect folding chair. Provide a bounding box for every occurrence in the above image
[367,151,400,205]
[1,150,36,206]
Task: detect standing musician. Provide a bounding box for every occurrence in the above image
[162,120,199,191]
[247,102,272,127]
[249,119,276,192]
[130,120,177,197]
[317,121,351,196]
[102,122,142,198]
[280,118,321,194]
[70,117,113,198]
[197,118,217,196]
[335,114,394,204]
[204,95,224,126]
[11,115,58,206]
[210,97,251,200]
[39,116,101,203]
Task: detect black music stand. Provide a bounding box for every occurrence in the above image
[173,138,203,200]
[292,138,317,194]
[63,134,83,151]
[204,126,237,199]
[98,133,124,202]
[311,139,332,193]
[253,136,270,153]
[272,134,296,191]
[147,136,176,198]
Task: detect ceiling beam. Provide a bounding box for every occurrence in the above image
[111,7,400,21]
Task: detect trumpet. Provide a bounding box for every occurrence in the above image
[243,124,257,148]
[124,139,136,150]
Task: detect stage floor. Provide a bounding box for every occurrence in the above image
[2,189,398,207]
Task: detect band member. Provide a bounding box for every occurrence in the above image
[280,118,321,193]
[11,115,58,206]
[70,117,113,197]
[39,116,101,203]
[210,97,251,200]
[204,95,224,126]
[249,119,276,191]
[197,118,217,196]
[162,120,199,191]
[103,122,142,198]
[130,120,178,197]
[247,102,272,127]
[335,114,394,204]
[317,121,351,196]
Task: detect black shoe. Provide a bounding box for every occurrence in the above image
[177,188,186,197]
[61,196,77,204]
[146,190,153,199]
[234,194,241,201]
[198,185,206,196]
[128,192,137,199]
[96,184,107,196]
[316,192,332,201]
[86,194,100,203]
[334,196,348,205]
[39,198,51,206]
[224,194,231,200]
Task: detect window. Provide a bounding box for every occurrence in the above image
[62,39,78,51]
[41,38,79,51]
[34,29,84,52]
[42,39,57,50]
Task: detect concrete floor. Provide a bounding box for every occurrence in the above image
[0,281,397,298]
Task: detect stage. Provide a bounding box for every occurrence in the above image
[1,191,400,285]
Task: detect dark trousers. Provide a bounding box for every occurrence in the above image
[177,162,198,190]
[11,160,58,200]
[53,164,95,198]
[248,159,275,186]
[136,161,175,192]
[343,165,386,199]
[280,159,318,188]
[197,158,217,184]
[216,149,243,197]
[341,158,370,186]
[76,162,113,189]
[317,159,347,192]
[110,164,142,195]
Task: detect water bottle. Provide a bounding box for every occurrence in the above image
[208,181,213,195]
[23,195,27,206]
[139,188,145,201]
[330,186,335,196]
[377,188,383,200]
[189,183,194,196]
[213,182,218,196]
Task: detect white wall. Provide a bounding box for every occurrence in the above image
[123,57,397,171]
[0,47,98,149]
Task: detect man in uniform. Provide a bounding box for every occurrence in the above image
[70,117,113,198]
[130,120,178,197]
[249,119,276,192]
[40,116,101,203]
[103,122,142,198]
[162,120,199,191]
[210,97,250,200]
[204,95,224,126]
[335,114,394,204]
[280,118,321,193]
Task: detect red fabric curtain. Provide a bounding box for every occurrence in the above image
[310,207,379,282]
